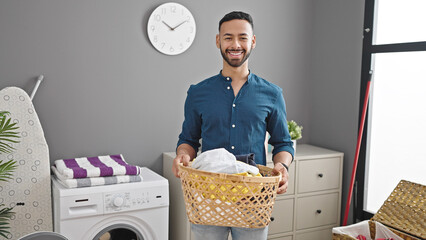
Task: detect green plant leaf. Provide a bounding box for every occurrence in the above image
[287,120,303,140]
[0,160,17,182]
[0,204,14,238]
[0,111,18,238]
[0,112,20,155]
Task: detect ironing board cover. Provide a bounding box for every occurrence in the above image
[0,87,53,239]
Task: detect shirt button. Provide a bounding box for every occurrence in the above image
[231,146,235,149]
[232,124,235,128]
[227,86,230,90]
[232,104,236,107]
[226,77,230,81]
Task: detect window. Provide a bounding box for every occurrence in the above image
[355,0,426,221]
[374,0,426,45]
[365,51,426,213]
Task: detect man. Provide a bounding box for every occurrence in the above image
[173,11,294,240]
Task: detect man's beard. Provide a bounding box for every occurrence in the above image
[220,46,252,68]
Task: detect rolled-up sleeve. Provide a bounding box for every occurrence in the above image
[267,90,294,160]
[177,86,202,153]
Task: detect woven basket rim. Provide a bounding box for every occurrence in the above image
[178,163,281,183]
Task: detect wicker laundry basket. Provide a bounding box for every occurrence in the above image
[178,164,281,228]
[333,180,425,240]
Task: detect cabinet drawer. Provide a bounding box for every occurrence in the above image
[296,193,339,230]
[295,228,332,240]
[269,235,292,240]
[297,157,340,193]
[268,198,294,235]
[267,162,295,195]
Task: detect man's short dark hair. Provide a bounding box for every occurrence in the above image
[219,11,254,32]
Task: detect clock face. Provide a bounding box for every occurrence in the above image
[147,2,196,55]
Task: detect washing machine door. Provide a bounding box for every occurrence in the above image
[92,224,145,240]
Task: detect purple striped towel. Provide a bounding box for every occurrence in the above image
[54,154,141,179]
[52,166,142,188]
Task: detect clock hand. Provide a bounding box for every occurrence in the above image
[162,21,174,31]
[171,20,188,30]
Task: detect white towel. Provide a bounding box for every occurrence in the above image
[192,148,259,175]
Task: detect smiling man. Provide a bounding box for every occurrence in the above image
[218,20,254,68]
[173,11,294,240]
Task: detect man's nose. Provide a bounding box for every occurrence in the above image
[230,39,241,48]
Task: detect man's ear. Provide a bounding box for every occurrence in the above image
[252,34,256,49]
[216,34,220,49]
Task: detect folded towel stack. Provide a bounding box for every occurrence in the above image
[51,154,143,188]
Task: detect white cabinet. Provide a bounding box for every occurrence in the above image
[268,145,343,240]
[162,144,343,240]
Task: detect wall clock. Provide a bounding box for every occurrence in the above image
[147,2,196,55]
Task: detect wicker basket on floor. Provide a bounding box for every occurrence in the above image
[178,164,281,228]
[332,180,425,240]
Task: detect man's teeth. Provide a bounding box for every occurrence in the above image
[229,51,242,56]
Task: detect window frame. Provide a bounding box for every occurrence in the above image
[355,0,426,222]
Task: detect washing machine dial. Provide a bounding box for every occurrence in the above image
[112,196,124,207]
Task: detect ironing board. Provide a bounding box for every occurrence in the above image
[0,87,52,239]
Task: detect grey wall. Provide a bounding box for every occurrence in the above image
[310,0,365,222]
[0,0,365,224]
[0,0,313,172]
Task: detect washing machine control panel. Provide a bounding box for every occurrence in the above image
[103,186,167,213]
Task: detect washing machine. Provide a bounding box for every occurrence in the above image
[52,167,169,240]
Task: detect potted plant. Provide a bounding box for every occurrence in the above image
[0,111,20,238]
[287,120,303,154]
[265,120,303,154]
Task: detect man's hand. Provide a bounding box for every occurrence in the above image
[272,151,292,194]
[172,153,191,178]
[273,162,289,194]
[173,143,196,178]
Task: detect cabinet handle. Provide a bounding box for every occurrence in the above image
[316,209,322,214]
[270,217,275,221]
[318,173,324,178]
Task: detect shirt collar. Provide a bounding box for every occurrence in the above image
[218,70,253,84]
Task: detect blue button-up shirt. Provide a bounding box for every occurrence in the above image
[177,72,294,165]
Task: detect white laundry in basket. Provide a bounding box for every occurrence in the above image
[191,148,259,175]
